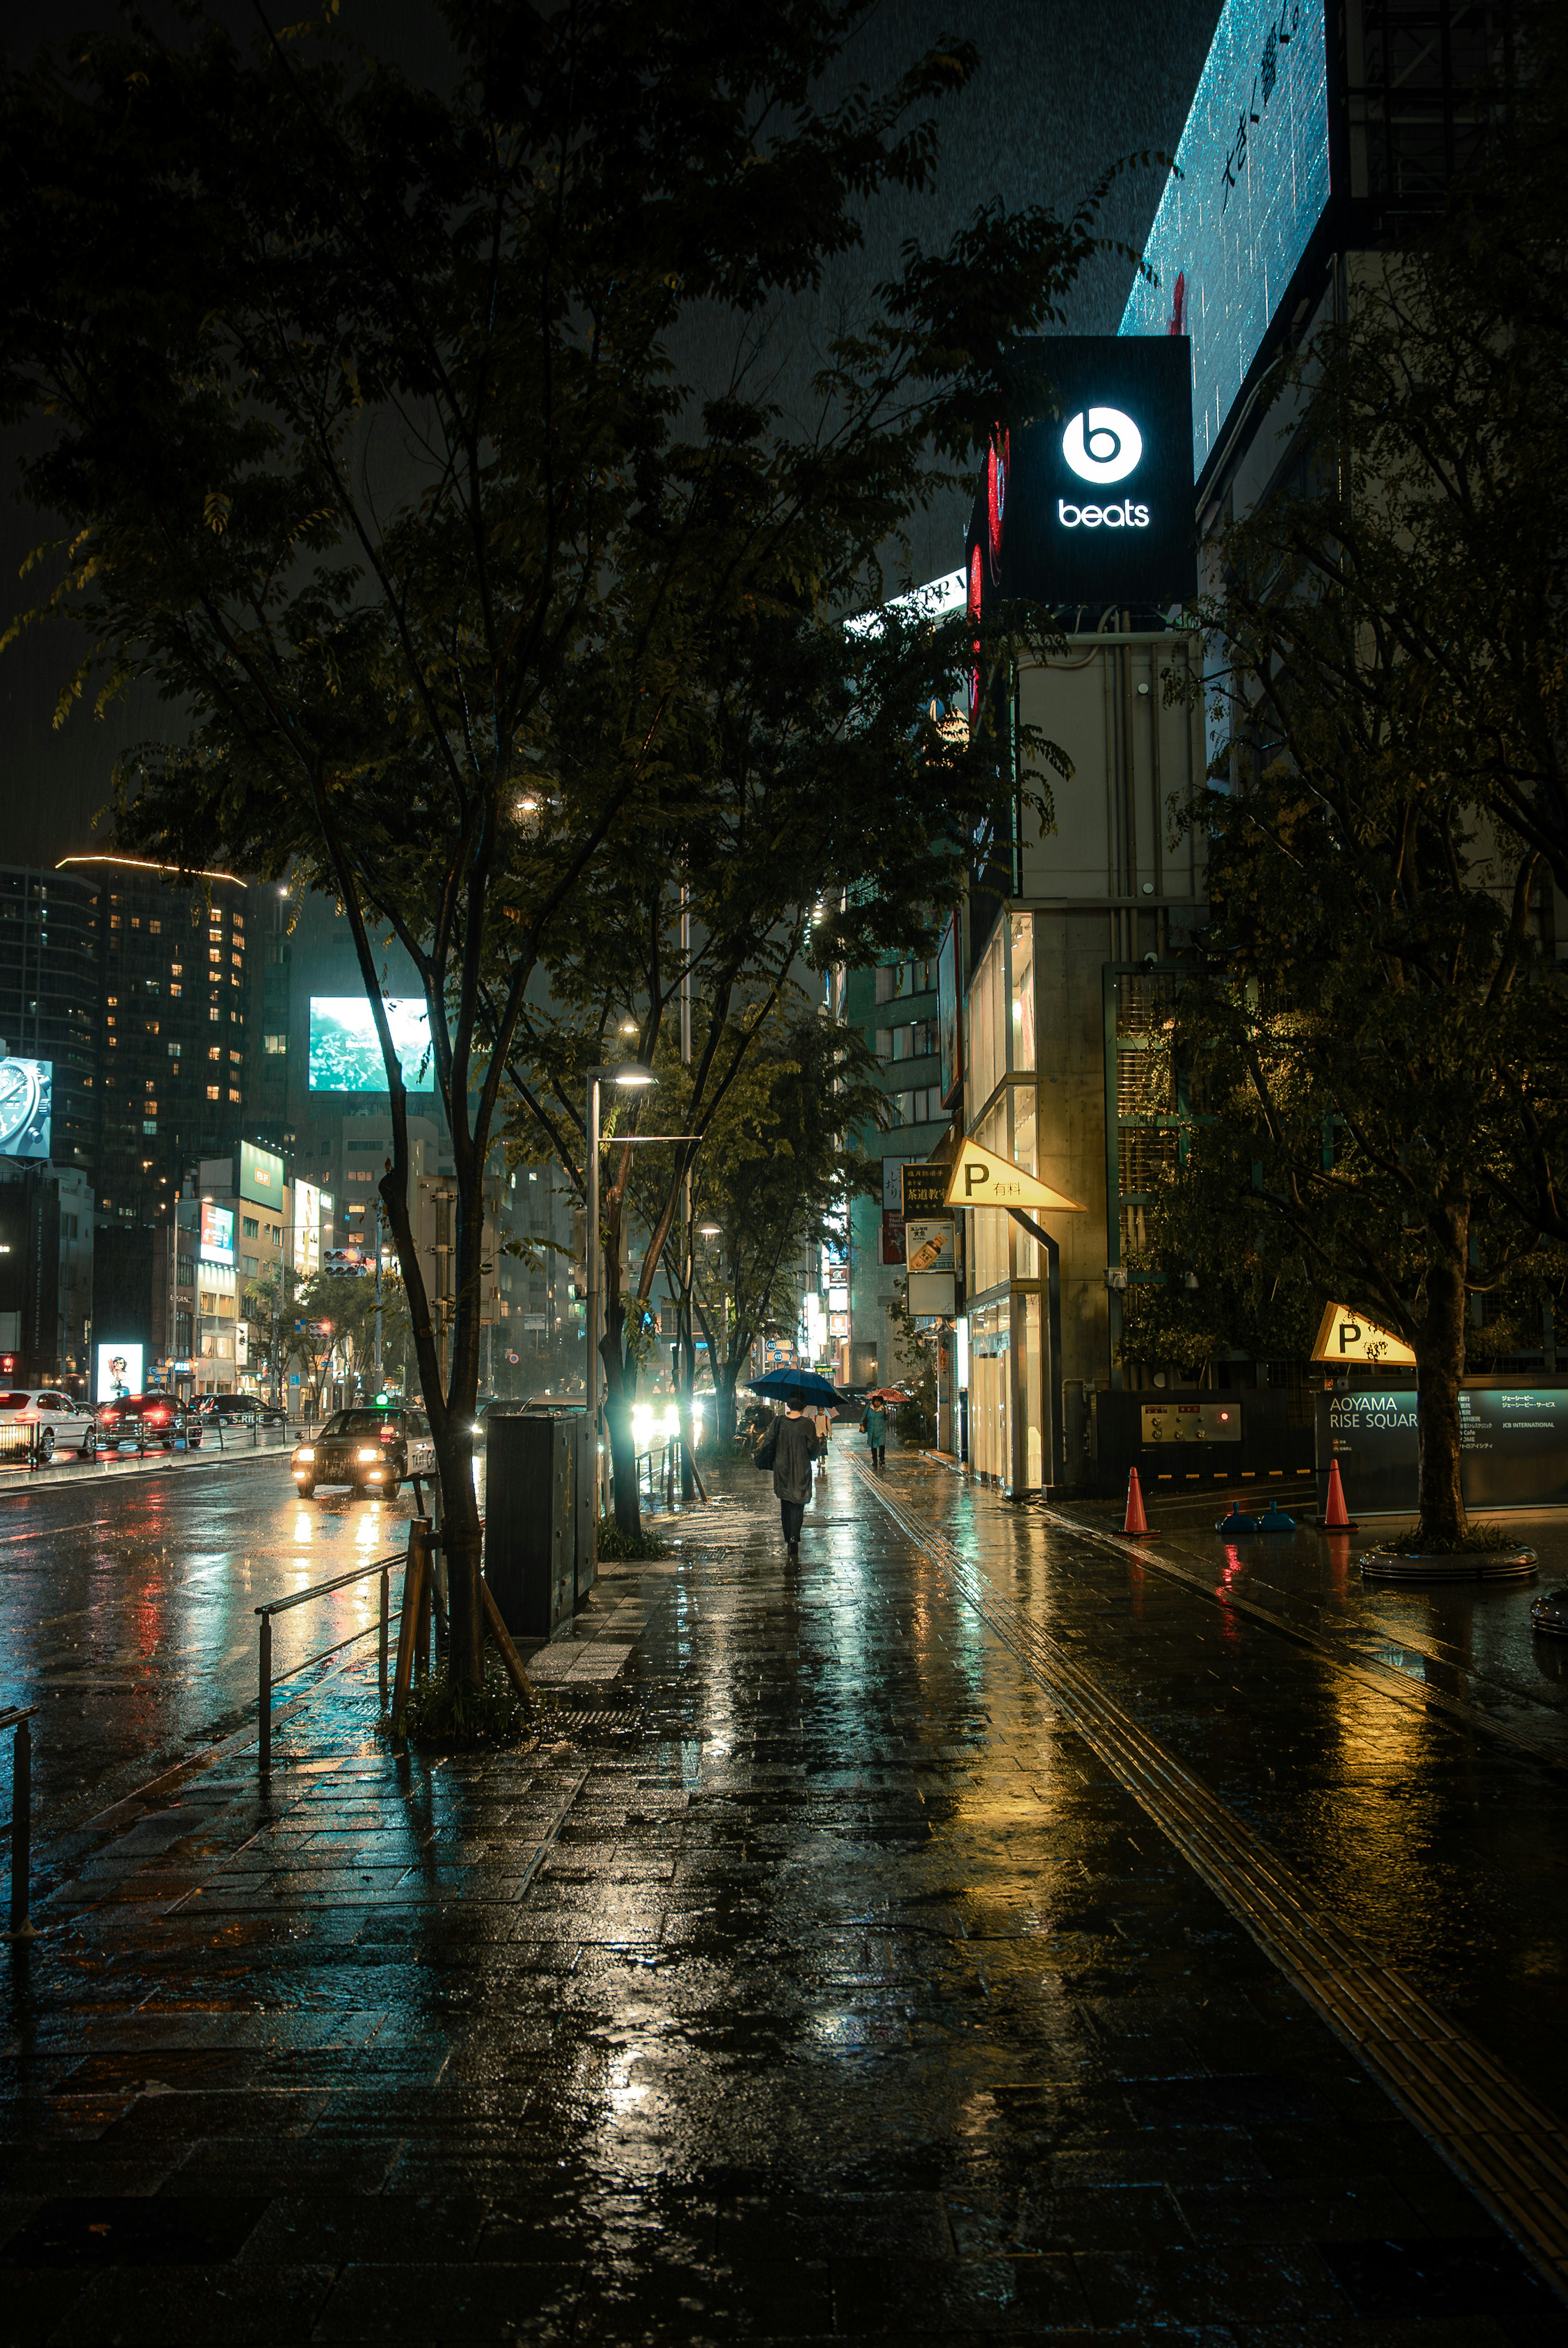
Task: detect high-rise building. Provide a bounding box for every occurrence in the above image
[54,855,250,1227]
[0,866,100,1183]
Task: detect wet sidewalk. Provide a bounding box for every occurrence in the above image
[2,1451,1566,2342]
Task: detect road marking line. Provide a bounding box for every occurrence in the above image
[853,1458,1568,2305]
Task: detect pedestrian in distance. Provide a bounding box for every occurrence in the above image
[861,1397,888,1473]
[756,1400,820,1562]
[809,1400,832,1501]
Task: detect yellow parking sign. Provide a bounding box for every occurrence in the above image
[1310,1301,1415,1365]
[943,1139,1086,1214]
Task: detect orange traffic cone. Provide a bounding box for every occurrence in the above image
[1321,1459,1359,1530]
[1114,1466,1161,1539]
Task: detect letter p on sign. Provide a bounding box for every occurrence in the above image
[964,1161,989,1197]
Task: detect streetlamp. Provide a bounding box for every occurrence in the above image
[585,1062,657,1511]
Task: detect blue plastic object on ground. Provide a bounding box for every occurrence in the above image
[1215,1504,1260,1535]
[1258,1500,1297,1533]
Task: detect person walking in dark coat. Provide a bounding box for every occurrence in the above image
[771,1402,820,1562]
[861,1399,888,1473]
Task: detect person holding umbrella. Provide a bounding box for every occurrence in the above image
[745,1369,844,1560]
[860,1392,889,1473]
[809,1397,833,1500]
[762,1399,819,1562]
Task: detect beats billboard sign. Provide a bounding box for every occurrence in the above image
[968,337,1195,612]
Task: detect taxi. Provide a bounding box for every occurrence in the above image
[290,1406,434,1498]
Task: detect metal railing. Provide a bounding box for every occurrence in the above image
[254,1542,420,1772]
[0,1706,38,1936]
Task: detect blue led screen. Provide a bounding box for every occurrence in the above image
[309,996,432,1093]
[1120,0,1331,480]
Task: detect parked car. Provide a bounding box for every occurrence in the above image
[0,1387,98,1464]
[291,1406,435,1498]
[191,1394,289,1430]
[94,1393,202,1451]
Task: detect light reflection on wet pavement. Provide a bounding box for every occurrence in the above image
[0,1448,1565,2341]
[0,1445,450,1830]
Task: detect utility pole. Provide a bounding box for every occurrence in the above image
[678,879,696,1500]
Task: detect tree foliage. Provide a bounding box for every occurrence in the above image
[0,0,1125,1669]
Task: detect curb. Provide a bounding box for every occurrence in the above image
[0,1444,297,1501]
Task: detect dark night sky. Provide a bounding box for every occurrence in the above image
[1,0,1221,869]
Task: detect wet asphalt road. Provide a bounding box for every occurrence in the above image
[0,1444,445,1831]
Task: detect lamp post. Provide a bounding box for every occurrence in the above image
[585,1062,657,1517]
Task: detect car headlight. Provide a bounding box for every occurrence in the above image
[356,1447,378,1462]
[294,1446,315,1462]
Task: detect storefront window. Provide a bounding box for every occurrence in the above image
[972,1098,1012,1293]
[1019,1292,1042,1487]
[965,929,1006,1123]
[1010,915,1035,1073]
[1009,1087,1038,1276]
[970,1302,1010,1481]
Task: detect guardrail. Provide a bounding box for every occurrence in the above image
[0,1705,38,1936]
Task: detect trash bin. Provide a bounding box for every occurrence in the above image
[484,1408,594,1639]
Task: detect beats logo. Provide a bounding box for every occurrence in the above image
[1061,406,1143,484]
[1058,499,1150,529]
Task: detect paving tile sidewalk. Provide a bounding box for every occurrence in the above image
[0,1457,1561,2344]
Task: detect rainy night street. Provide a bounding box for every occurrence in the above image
[3,1447,1568,2344]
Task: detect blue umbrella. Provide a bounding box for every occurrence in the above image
[746,1368,846,1406]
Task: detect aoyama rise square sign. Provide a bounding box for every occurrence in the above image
[969,338,1195,612]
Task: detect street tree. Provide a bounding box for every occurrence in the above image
[0,0,1123,1681]
[495,588,1065,1524]
[662,996,884,1444]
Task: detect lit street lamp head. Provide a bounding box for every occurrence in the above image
[610,1063,656,1088]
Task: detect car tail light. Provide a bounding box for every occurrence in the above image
[379,1428,397,1443]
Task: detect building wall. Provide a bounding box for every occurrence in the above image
[839,955,948,1388]
[954,632,1207,1489]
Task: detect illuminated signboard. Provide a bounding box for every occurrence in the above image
[309,996,432,1093]
[904,1218,956,1318]
[199,1202,234,1266]
[966,338,1194,611]
[1315,1387,1568,1515]
[1120,0,1332,480]
[95,1341,143,1401]
[292,1180,321,1277]
[239,1140,283,1208]
[0,1056,51,1160]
